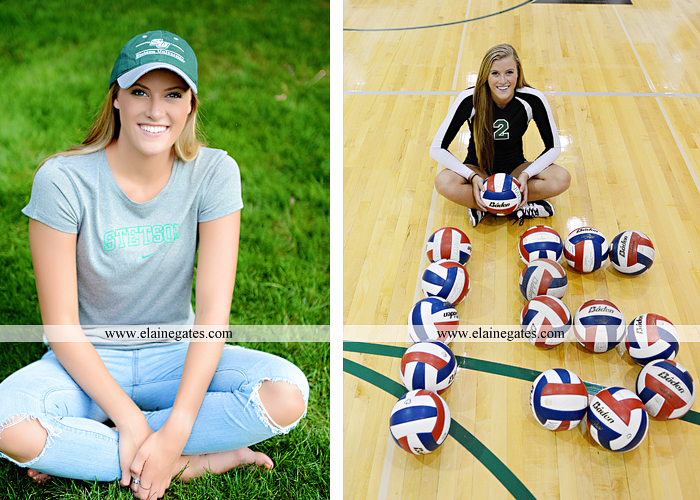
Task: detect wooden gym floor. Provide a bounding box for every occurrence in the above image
[342,0,700,499]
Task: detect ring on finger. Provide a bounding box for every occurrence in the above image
[131,477,141,485]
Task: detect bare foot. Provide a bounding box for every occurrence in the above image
[176,448,273,481]
[27,468,51,483]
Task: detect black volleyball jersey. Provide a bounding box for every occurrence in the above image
[430,86,561,179]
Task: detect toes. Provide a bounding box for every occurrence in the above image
[27,469,51,483]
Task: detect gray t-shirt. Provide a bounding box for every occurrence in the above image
[23,147,243,348]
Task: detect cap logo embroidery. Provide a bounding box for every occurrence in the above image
[150,38,171,50]
[134,39,186,62]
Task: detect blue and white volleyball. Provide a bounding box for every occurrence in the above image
[530,368,589,430]
[586,387,649,452]
[610,230,654,275]
[636,359,695,420]
[389,389,451,455]
[519,258,568,300]
[564,227,609,273]
[625,313,680,365]
[407,297,459,344]
[400,340,457,394]
[520,296,572,349]
[421,259,470,305]
[519,225,563,264]
[426,226,472,265]
[573,299,626,353]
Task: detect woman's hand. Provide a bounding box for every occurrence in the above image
[472,175,489,211]
[517,171,530,208]
[129,423,189,499]
[117,414,153,489]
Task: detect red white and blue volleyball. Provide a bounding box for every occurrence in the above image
[573,299,626,353]
[635,359,695,420]
[519,225,563,264]
[407,297,458,344]
[519,258,568,301]
[610,230,655,275]
[529,368,589,431]
[625,313,680,365]
[481,173,521,216]
[389,389,451,455]
[426,226,472,265]
[564,227,609,273]
[586,387,649,452]
[520,296,572,349]
[400,340,457,394]
[421,259,470,305]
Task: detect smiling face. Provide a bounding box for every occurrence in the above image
[113,69,193,159]
[488,56,518,107]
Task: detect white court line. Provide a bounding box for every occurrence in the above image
[614,5,700,197]
[376,434,397,500]
[613,6,656,93]
[411,1,472,308]
[376,4,473,500]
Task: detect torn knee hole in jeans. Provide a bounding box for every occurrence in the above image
[0,414,58,448]
[246,378,308,434]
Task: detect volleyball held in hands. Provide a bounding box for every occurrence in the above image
[481,173,522,215]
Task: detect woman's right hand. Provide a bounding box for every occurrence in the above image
[117,413,153,488]
[472,176,489,211]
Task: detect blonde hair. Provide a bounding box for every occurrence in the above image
[37,82,204,170]
[473,44,529,175]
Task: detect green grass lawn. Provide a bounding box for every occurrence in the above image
[0,341,330,500]
[0,0,329,497]
[0,0,330,326]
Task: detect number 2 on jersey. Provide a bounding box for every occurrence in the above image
[493,119,509,140]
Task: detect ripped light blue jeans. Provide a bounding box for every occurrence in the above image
[0,342,309,481]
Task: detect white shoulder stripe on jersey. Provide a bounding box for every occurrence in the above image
[514,96,533,122]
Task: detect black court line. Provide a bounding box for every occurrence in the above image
[344,0,533,32]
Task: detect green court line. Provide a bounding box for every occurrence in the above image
[343,357,537,500]
[343,341,700,425]
[343,0,534,32]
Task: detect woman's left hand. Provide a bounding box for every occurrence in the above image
[130,425,188,499]
[517,171,530,209]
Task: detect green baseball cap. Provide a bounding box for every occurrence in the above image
[110,30,198,94]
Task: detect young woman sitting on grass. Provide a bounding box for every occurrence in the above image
[0,30,308,500]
